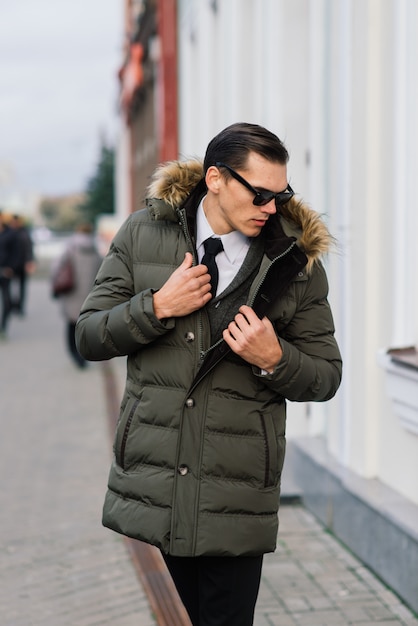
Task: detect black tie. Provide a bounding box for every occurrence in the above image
[202,237,224,295]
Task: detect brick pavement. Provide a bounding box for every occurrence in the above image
[255,505,418,625]
[1,277,417,626]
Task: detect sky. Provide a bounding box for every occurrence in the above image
[0,0,122,200]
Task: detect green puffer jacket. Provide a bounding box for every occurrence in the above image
[76,159,342,557]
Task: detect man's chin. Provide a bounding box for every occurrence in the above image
[246,226,264,237]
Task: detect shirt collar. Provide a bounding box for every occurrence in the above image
[196,197,249,263]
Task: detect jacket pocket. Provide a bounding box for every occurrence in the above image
[259,411,280,488]
[114,397,139,469]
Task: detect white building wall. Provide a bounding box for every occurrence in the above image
[393,0,418,346]
[177,0,418,505]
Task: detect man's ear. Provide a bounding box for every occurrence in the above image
[205,165,222,194]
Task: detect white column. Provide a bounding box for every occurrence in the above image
[393,0,418,345]
[325,0,354,466]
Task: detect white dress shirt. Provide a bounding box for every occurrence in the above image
[196,197,250,296]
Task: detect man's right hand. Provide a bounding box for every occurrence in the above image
[153,253,212,320]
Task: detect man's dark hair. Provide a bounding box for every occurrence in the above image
[203,122,289,175]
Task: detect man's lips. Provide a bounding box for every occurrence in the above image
[253,218,268,226]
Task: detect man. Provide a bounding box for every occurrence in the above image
[76,123,342,625]
[0,211,19,337]
[9,214,35,316]
[53,222,102,368]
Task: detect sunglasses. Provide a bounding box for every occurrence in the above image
[215,162,294,207]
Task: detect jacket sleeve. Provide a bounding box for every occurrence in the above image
[254,261,342,402]
[75,217,175,361]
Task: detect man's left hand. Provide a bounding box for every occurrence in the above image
[223,305,282,372]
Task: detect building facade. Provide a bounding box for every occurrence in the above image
[116,0,178,217]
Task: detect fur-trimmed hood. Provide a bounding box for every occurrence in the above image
[146,159,333,272]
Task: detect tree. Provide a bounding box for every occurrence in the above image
[79,144,115,224]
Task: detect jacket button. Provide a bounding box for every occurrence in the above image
[185,398,195,408]
[178,465,189,476]
[185,332,195,342]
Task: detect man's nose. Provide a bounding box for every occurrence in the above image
[261,199,277,214]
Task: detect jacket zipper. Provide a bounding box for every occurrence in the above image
[259,414,270,488]
[177,208,210,363]
[248,240,297,309]
[177,208,197,265]
[119,399,139,469]
[199,330,224,362]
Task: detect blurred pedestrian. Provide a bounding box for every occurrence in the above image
[53,222,102,367]
[76,123,342,625]
[9,214,36,316]
[0,211,19,338]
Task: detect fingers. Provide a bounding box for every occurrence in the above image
[224,308,274,346]
[153,253,212,319]
[180,253,211,281]
[228,307,262,336]
[181,252,194,269]
[229,314,246,337]
[236,305,258,323]
[222,307,282,369]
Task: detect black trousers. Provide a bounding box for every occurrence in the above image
[11,268,28,314]
[161,553,263,626]
[0,276,12,331]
